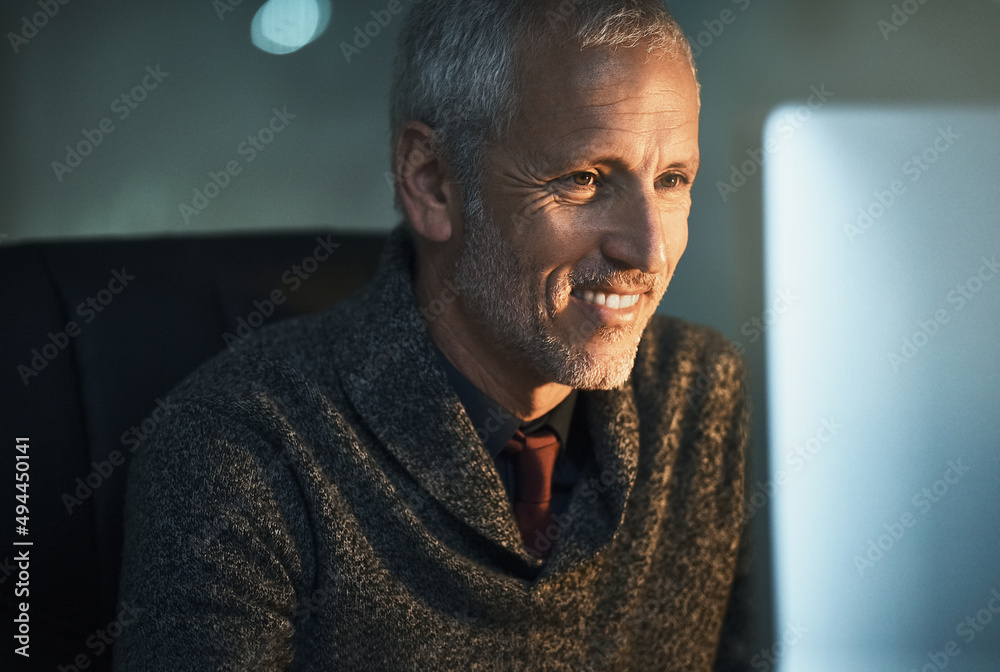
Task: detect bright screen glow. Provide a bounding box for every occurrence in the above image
[763,105,1000,672]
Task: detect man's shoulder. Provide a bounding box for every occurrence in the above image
[156,229,424,444]
[166,297,364,419]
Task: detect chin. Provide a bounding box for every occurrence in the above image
[561,353,637,390]
[536,335,642,390]
[546,312,651,388]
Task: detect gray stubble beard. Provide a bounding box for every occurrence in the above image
[451,195,653,391]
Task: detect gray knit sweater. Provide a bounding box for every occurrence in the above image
[116,225,750,671]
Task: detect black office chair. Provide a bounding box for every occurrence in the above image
[1,230,387,671]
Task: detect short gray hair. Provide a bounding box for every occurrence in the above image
[389,0,698,218]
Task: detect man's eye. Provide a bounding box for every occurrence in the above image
[570,172,597,187]
[660,173,687,188]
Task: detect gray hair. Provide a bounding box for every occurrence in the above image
[389,0,698,219]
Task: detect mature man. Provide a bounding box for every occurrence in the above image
[117,1,750,670]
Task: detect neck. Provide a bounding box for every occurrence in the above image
[416,256,572,422]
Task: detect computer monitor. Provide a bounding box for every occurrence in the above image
[763,105,1000,671]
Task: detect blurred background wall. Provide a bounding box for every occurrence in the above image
[4,0,997,344]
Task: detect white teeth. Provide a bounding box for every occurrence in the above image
[572,290,640,309]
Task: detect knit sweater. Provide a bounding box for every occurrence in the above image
[115,225,750,671]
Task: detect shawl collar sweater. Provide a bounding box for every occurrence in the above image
[116,224,750,671]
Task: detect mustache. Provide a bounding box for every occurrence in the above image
[568,266,660,294]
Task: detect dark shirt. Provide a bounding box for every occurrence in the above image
[431,344,591,521]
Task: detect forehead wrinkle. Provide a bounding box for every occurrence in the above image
[540,118,696,150]
[529,98,696,134]
[559,105,693,121]
[527,86,695,114]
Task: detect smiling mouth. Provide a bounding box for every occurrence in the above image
[570,288,641,309]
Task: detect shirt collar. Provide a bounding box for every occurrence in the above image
[431,342,578,458]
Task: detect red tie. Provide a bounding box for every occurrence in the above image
[503,428,560,558]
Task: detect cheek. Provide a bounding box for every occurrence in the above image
[530,214,601,272]
[663,207,690,263]
[673,223,689,261]
[540,264,576,314]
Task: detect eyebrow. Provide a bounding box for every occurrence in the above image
[665,157,700,174]
[556,153,701,176]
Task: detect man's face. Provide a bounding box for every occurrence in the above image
[452,38,700,390]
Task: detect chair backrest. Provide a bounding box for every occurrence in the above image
[1,230,386,671]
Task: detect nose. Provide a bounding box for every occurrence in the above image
[598,188,672,275]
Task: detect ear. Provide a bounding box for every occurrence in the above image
[394,121,460,243]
